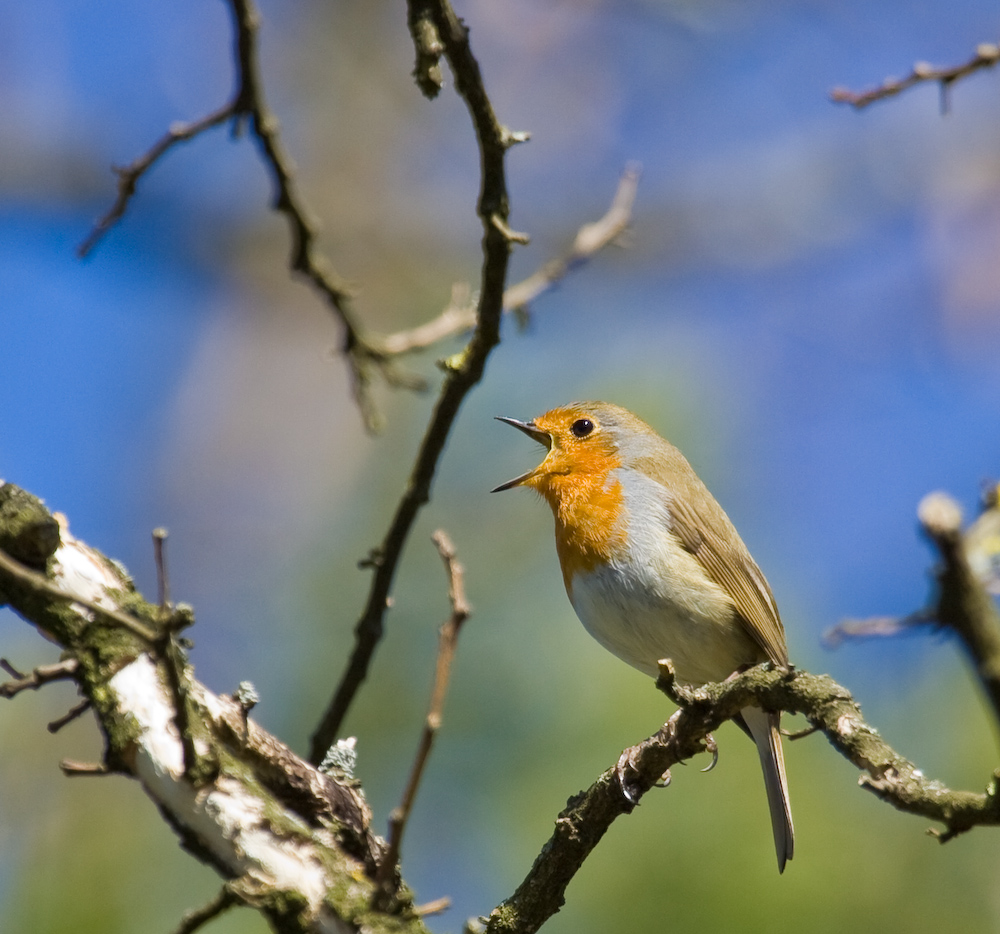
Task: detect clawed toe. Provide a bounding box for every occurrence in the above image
[701,732,719,772]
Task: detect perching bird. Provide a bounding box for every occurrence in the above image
[494,401,794,871]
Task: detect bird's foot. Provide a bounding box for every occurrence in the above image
[701,732,719,772]
[615,748,644,805]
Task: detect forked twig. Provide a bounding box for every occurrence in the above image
[380,164,640,356]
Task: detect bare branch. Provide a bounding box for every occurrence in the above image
[822,610,935,648]
[173,888,239,934]
[48,698,92,734]
[414,896,452,917]
[381,165,640,356]
[309,0,520,763]
[918,491,1000,730]
[377,531,471,892]
[77,104,236,258]
[0,658,78,698]
[485,661,1000,934]
[0,483,429,934]
[78,0,410,429]
[60,760,109,776]
[0,543,159,643]
[831,42,1000,111]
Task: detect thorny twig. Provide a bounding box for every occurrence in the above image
[376,531,471,892]
[831,41,1000,112]
[308,0,524,763]
[380,164,640,356]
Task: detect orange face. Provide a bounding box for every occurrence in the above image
[494,405,628,590]
[494,405,620,495]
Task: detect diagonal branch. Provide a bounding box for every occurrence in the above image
[485,661,1000,934]
[380,164,640,356]
[308,0,523,764]
[376,530,471,892]
[78,0,421,429]
[77,104,237,259]
[831,41,1000,111]
[0,482,428,934]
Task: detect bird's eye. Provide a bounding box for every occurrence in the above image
[571,418,595,438]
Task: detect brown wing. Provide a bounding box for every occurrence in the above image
[667,494,788,668]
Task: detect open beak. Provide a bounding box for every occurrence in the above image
[492,416,551,491]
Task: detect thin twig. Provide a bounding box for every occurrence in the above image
[831,42,1000,111]
[380,164,641,356]
[0,658,78,698]
[225,0,389,427]
[414,896,452,917]
[153,527,170,611]
[77,103,236,257]
[77,0,398,428]
[376,531,471,890]
[173,887,239,934]
[0,547,158,643]
[822,610,935,648]
[309,0,520,763]
[60,760,109,776]
[48,699,93,734]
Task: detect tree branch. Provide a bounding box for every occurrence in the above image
[918,491,1000,730]
[380,165,640,356]
[308,0,522,764]
[377,531,471,892]
[0,483,429,934]
[485,661,1000,934]
[831,42,1000,111]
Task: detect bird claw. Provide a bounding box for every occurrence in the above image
[701,732,719,772]
[655,769,672,788]
[615,748,643,804]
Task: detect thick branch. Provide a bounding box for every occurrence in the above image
[919,491,1000,729]
[486,662,1000,934]
[0,483,427,934]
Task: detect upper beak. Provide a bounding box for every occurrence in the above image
[492,416,551,492]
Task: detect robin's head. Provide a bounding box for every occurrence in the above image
[493,401,661,499]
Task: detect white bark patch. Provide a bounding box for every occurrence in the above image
[110,656,331,912]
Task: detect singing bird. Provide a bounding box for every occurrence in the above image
[494,401,794,871]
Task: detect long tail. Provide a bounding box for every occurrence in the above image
[741,705,794,873]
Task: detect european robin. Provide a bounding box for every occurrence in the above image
[494,401,794,871]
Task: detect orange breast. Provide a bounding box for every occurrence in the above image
[530,447,629,595]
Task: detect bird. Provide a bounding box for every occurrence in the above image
[493,400,794,872]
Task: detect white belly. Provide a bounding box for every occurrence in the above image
[567,474,760,685]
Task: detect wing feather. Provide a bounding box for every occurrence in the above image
[666,494,788,668]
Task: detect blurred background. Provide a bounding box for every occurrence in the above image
[3,0,1000,931]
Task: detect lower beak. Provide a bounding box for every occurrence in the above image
[492,416,551,492]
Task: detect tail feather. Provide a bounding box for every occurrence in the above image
[741,705,794,872]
